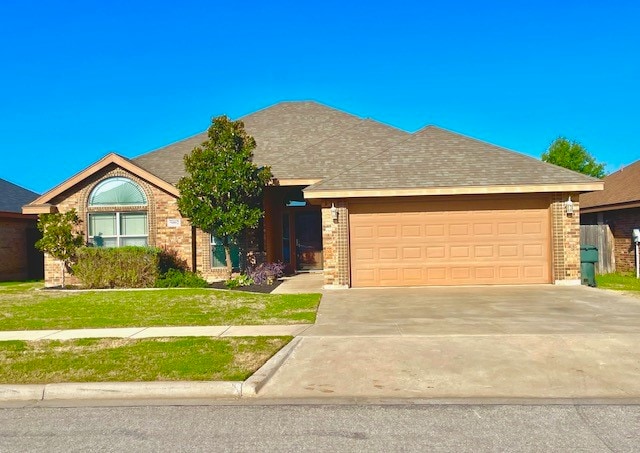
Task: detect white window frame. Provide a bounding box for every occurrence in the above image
[88,211,148,247]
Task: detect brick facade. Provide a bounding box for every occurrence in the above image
[550,193,581,284]
[0,215,42,281]
[41,164,263,286]
[321,200,349,288]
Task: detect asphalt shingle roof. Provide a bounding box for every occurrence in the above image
[306,125,599,192]
[0,178,39,213]
[133,101,406,184]
[581,160,640,209]
[132,101,597,193]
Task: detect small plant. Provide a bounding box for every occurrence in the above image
[247,262,286,285]
[224,274,254,289]
[35,210,84,288]
[155,269,208,288]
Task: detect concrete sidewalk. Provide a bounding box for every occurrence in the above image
[0,324,311,341]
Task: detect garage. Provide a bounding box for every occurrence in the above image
[349,196,551,287]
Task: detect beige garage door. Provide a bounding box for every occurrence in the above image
[349,196,551,287]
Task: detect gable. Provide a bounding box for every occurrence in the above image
[23,153,178,214]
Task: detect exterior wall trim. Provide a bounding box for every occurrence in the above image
[305,183,603,200]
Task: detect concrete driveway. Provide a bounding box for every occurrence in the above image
[259,285,640,399]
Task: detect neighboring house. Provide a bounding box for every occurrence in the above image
[24,101,602,288]
[581,160,640,273]
[0,178,43,281]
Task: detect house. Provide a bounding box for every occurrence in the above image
[0,178,43,281]
[23,101,602,288]
[581,160,640,273]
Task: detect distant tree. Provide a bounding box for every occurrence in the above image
[35,209,84,288]
[542,137,606,178]
[177,115,272,277]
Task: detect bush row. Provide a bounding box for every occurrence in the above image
[72,246,206,288]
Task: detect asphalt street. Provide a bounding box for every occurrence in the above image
[1,403,639,452]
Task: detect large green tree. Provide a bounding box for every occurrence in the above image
[542,137,606,178]
[35,209,84,288]
[177,115,272,276]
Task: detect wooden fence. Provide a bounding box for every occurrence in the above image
[580,224,615,274]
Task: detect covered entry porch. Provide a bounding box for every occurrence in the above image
[263,186,323,274]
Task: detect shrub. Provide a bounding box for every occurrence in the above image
[73,247,160,288]
[158,246,189,275]
[247,262,285,285]
[225,274,254,289]
[156,269,208,288]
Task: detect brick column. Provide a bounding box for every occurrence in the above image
[321,200,350,288]
[551,193,580,285]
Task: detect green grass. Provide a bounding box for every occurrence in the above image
[0,281,321,330]
[596,273,640,291]
[0,336,291,383]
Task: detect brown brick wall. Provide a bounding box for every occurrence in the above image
[551,193,581,283]
[0,216,36,281]
[43,166,196,287]
[321,200,349,288]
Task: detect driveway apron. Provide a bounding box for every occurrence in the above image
[258,286,640,399]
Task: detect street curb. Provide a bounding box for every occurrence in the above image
[0,381,242,402]
[242,337,302,397]
[0,338,301,402]
[0,385,44,402]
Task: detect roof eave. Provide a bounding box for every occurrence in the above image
[22,204,57,215]
[580,200,640,214]
[304,182,604,200]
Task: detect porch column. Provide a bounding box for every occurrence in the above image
[321,199,350,289]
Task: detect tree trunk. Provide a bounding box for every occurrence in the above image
[224,245,233,279]
[60,260,66,289]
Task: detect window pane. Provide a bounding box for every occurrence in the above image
[211,236,240,268]
[89,213,116,237]
[89,177,147,206]
[212,245,226,267]
[101,237,118,248]
[121,237,148,247]
[120,213,147,235]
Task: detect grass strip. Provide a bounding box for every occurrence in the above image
[0,336,291,383]
[0,282,320,330]
[596,273,640,291]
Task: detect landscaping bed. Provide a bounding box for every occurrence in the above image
[208,280,282,293]
[0,336,290,383]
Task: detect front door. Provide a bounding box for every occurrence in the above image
[282,209,323,271]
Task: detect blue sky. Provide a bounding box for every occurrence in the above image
[1,0,638,194]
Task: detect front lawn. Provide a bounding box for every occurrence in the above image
[0,282,321,331]
[0,336,290,383]
[596,273,640,291]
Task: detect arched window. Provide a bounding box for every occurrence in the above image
[87,177,148,247]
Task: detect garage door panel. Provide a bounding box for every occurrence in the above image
[350,198,550,287]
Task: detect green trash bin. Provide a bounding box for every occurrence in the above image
[580,245,598,287]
